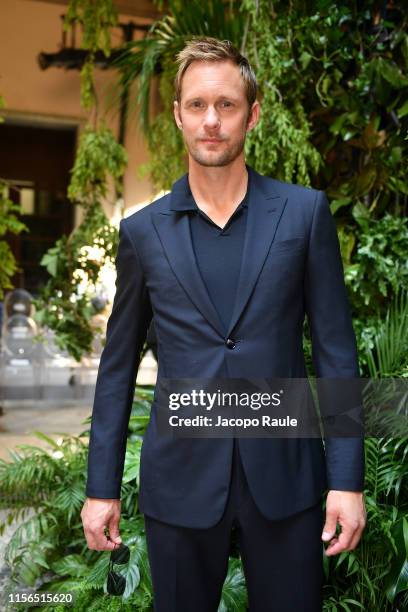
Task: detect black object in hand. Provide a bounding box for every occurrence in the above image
[107,543,130,596]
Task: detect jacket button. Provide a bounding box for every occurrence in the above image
[225,338,236,349]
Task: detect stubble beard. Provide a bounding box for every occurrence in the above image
[186,133,247,168]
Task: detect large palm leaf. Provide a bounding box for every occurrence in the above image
[365,287,408,378]
[362,288,408,437]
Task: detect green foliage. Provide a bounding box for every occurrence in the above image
[0,183,29,298]
[0,96,29,298]
[240,0,408,203]
[0,392,156,611]
[322,436,408,611]
[136,80,186,191]
[241,1,323,184]
[218,557,247,611]
[344,213,408,317]
[64,0,119,109]
[67,124,128,205]
[364,287,408,378]
[1,381,407,610]
[32,203,119,361]
[34,122,126,361]
[244,97,322,185]
[33,4,128,362]
[30,9,129,360]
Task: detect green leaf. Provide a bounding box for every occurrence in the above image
[385,517,408,602]
[218,557,247,611]
[375,57,408,88]
[122,547,141,599]
[330,197,352,214]
[397,99,408,118]
[51,554,91,578]
[352,201,370,222]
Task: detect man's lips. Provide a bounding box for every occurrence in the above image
[200,138,223,143]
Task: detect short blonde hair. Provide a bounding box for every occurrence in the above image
[174,37,257,107]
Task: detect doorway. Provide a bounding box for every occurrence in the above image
[0,119,77,296]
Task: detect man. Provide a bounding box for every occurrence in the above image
[81,37,366,611]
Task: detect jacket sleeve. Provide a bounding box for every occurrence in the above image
[85,218,153,499]
[304,189,365,492]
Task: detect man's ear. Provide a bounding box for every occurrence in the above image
[246,100,261,133]
[174,100,182,129]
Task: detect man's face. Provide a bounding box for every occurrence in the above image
[174,60,259,167]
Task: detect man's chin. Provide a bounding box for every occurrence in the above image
[189,150,238,168]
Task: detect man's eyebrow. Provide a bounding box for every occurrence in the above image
[184,95,240,104]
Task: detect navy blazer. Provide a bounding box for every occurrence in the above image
[85,164,364,528]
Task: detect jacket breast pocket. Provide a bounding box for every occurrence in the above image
[269,237,305,255]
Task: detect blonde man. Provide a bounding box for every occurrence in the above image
[82,37,366,611]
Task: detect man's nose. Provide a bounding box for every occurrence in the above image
[203,106,220,130]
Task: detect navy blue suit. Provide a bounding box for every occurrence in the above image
[85,164,364,530]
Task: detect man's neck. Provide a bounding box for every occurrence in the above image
[187,157,248,214]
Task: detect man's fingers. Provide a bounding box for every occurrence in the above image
[107,517,122,545]
[323,491,366,556]
[347,522,365,551]
[322,508,338,541]
[324,522,360,556]
[324,536,339,556]
[338,525,355,550]
[85,528,120,551]
[82,519,120,551]
[80,498,122,551]
[97,536,120,551]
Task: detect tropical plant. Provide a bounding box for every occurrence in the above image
[1,392,407,610]
[63,0,119,109]
[364,287,408,379]
[238,0,408,365]
[321,289,408,610]
[344,214,408,321]
[0,387,248,612]
[0,96,29,299]
[32,203,119,361]
[32,123,127,361]
[322,436,408,611]
[32,0,128,361]
[0,180,29,300]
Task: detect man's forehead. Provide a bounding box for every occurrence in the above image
[181,60,245,98]
[183,59,241,81]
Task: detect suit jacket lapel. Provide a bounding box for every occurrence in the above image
[152,178,226,337]
[225,166,288,338]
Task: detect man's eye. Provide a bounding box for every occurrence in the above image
[221,101,232,107]
[192,101,203,108]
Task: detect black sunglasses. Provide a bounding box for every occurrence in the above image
[107,543,130,596]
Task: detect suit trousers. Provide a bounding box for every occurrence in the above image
[143,439,324,612]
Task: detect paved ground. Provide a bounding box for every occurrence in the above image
[0,400,91,461]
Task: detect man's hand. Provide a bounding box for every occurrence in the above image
[81,497,122,551]
[322,490,366,556]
